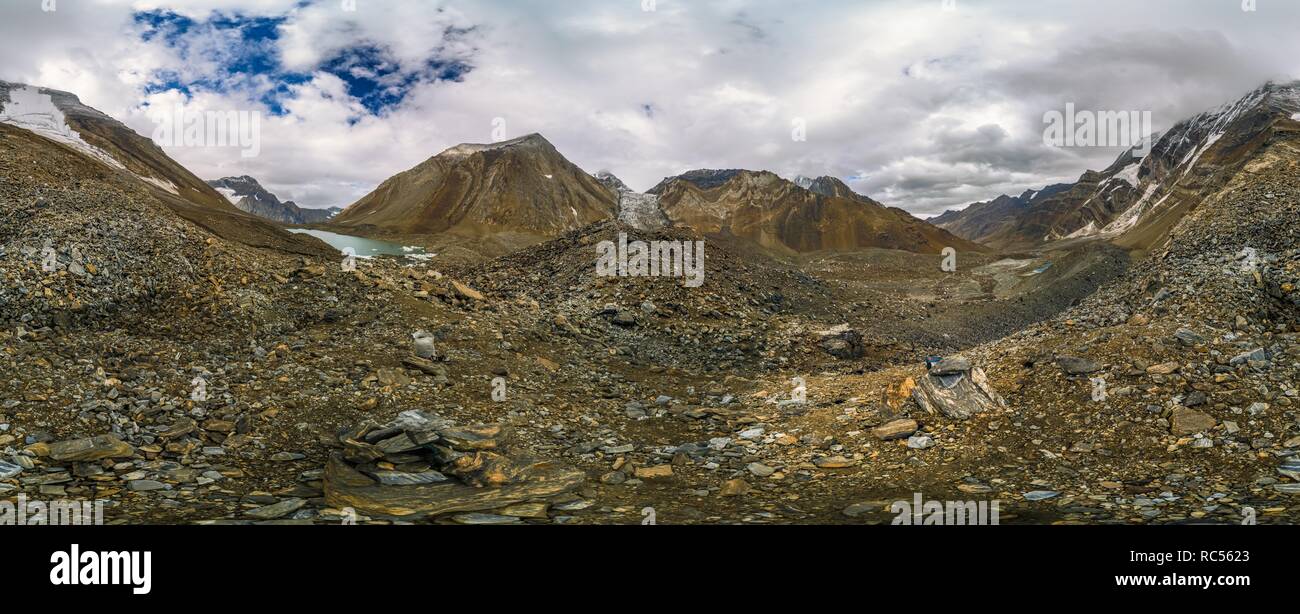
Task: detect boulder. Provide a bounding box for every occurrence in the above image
[324,410,584,520]
[911,362,1005,420]
[929,357,971,376]
[817,325,864,360]
[1056,356,1102,375]
[325,455,584,520]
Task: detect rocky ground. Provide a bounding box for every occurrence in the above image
[2,127,1297,525]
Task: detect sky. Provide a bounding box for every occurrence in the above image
[2,0,1299,217]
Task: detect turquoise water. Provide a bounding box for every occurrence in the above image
[288,229,426,258]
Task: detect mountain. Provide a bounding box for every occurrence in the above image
[932,145,1153,249]
[0,81,329,256]
[929,184,1074,246]
[648,169,986,254]
[933,81,1300,250]
[207,176,341,225]
[331,133,618,239]
[330,135,981,256]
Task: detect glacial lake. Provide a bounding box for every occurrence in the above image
[288,229,428,259]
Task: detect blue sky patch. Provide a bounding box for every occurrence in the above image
[133,7,472,118]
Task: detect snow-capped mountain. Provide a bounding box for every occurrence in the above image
[933,81,1300,250]
[207,176,341,225]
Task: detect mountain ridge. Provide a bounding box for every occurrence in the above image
[648,168,988,254]
[932,81,1300,250]
[207,175,341,225]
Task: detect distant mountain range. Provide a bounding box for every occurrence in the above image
[8,77,1299,261]
[207,176,341,225]
[647,170,984,254]
[327,135,981,255]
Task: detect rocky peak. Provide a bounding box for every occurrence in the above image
[438,133,556,159]
[594,170,632,193]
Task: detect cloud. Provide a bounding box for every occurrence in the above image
[1,0,1298,216]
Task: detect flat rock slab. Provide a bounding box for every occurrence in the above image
[1170,406,1216,436]
[245,498,307,520]
[0,460,24,479]
[48,434,134,462]
[872,419,918,441]
[452,513,522,525]
[324,453,585,520]
[1278,459,1300,481]
[1056,356,1102,375]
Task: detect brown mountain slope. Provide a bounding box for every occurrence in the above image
[331,133,618,239]
[0,80,330,257]
[649,170,987,255]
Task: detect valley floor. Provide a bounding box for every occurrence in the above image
[4,214,1295,525]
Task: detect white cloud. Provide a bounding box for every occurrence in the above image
[1,0,1298,216]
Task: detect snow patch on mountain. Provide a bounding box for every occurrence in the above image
[1178,132,1223,179]
[1064,221,1099,240]
[594,170,630,192]
[0,86,124,170]
[215,187,240,204]
[1111,160,1141,188]
[1103,189,1167,236]
[140,176,179,195]
[1292,112,1300,121]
